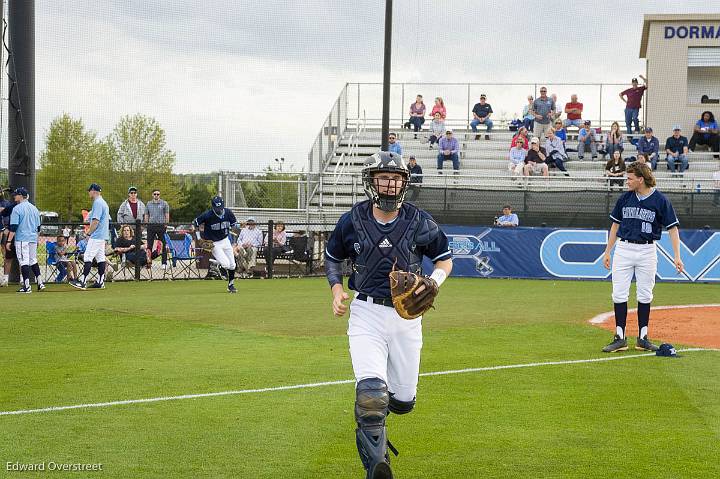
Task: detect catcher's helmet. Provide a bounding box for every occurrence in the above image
[361,151,409,212]
[211,195,225,215]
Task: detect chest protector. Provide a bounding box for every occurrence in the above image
[351,201,435,296]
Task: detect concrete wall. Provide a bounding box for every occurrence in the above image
[645,20,720,141]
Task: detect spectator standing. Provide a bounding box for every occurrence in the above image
[689,111,720,157]
[430,97,446,119]
[117,186,146,226]
[470,94,494,140]
[511,127,530,150]
[636,127,660,170]
[619,75,647,134]
[550,94,562,121]
[577,120,599,160]
[531,87,555,142]
[407,156,423,202]
[407,95,426,138]
[508,138,527,177]
[495,205,519,227]
[665,125,689,174]
[437,129,460,173]
[564,94,584,128]
[545,129,570,175]
[522,95,535,132]
[388,133,402,155]
[605,150,626,188]
[524,137,549,177]
[428,111,446,149]
[144,189,170,269]
[604,121,624,158]
[235,217,263,278]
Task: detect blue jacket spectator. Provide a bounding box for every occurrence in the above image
[388,133,402,155]
[636,127,660,170]
[665,126,689,173]
[689,111,720,155]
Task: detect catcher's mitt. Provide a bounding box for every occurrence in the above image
[196,238,215,252]
[389,267,439,320]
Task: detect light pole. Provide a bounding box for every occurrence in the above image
[381,0,392,151]
[274,157,285,207]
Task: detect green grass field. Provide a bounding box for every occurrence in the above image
[1,278,719,478]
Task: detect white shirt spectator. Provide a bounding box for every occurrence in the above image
[237,226,263,247]
[508,147,527,176]
[497,213,519,226]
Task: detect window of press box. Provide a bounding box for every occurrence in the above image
[687,47,720,105]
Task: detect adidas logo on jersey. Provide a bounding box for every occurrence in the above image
[379,238,393,249]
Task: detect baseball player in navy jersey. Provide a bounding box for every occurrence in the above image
[193,196,239,293]
[0,188,16,287]
[325,151,452,479]
[602,162,684,352]
[72,183,111,290]
[7,187,44,293]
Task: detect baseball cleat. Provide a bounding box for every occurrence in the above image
[37,282,46,292]
[88,282,105,289]
[16,286,31,294]
[367,461,393,479]
[635,336,659,351]
[602,334,628,353]
[70,280,87,290]
[227,284,237,293]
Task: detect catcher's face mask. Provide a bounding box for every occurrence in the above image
[362,151,409,212]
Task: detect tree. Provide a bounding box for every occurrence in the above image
[36,114,111,220]
[107,114,182,213]
[172,182,215,222]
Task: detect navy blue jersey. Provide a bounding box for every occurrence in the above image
[325,200,451,298]
[610,189,679,241]
[0,200,14,229]
[193,208,238,241]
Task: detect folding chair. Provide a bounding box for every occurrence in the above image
[287,236,312,276]
[165,232,201,279]
[44,241,61,282]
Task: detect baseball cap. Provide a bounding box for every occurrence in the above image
[656,343,678,357]
[480,93,486,99]
[583,120,591,125]
[128,186,138,193]
[530,136,540,144]
[644,127,653,133]
[409,155,416,160]
[631,77,638,83]
[12,187,28,197]
[672,124,681,131]
[445,128,453,133]
[247,216,256,223]
[88,183,102,192]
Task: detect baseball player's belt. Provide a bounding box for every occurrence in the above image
[357,293,394,308]
[620,238,654,244]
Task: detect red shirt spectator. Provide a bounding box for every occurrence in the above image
[620,83,647,109]
[565,97,583,120]
[511,128,530,150]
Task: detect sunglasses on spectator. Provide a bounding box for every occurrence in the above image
[153,193,160,196]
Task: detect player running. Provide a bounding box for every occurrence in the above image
[325,151,452,479]
[7,187,44,293]
[71,183,110,290]
[602,162,684,352]
[193,196,239,293]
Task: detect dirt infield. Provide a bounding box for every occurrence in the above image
[590,305,720,349]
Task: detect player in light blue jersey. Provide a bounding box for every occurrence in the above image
[7,187,44,293]
[71,183,110,290]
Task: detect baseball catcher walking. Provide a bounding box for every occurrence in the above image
[325,151,453,478]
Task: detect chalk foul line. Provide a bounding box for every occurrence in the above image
[2,348,718,417]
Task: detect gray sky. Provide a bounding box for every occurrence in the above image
[22,1,719,173]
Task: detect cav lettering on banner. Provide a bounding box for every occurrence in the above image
[656,232,720,282]
[539,230,610,279]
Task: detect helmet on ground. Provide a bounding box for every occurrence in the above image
[361,151,409,212]
[211,195,225,215]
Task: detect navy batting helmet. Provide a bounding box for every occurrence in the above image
[361,151,409,212]
[211,195,224,216]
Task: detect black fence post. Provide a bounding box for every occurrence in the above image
[267,220,274,279]
[134,219,142,280]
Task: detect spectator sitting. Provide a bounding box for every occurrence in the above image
[235,216,263,278]
[634,153,649,165]
[689,111,720,158]
[511,127,530,150]
[507,137,527,177]
[665,125,689,174]
[437,129,460,174]
[636,127,660,170]
[603,121,624,158]
[264,221,288,259]
[620,75,647,134]
[577,120,598,160]
[54,235,77,282]
[531,87,556,141]
[522,95,535,132]
[470,94,494,140]
[388,133,402,155]
[496,205,519,227]
[406,94,426,138]
[113,224,147,266]
[430,97,446,119]
[605,150,626,188]
[553,120,567,143]
[117,186,146,226]
[428,111,446,149]
[563,94,584,128]
[544,129,570,176]
[524,137,549,177]
[407,156,423,202]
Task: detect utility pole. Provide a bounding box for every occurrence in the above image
[380,0,392,151]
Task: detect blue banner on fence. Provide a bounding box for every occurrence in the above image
[424,226,720,283]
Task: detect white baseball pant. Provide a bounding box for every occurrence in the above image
[348,295,423,402]
[83,238,107,263]
[212,237,236,270]
[15,241,38,267]
[611,241,657,303]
